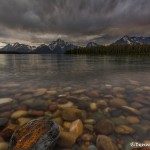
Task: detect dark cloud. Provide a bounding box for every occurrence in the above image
[0,0,150,44]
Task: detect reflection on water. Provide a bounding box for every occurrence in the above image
[1,54,150,85]
[0,54,150,150]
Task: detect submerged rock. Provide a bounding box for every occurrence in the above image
[33,88,47,96]
[122,106,141,115]
[0,98,14,106]
[113,87,125,93]
[46,90,57,95]
[70,119,83,138]
[49,103,58,112]
[131,124,150,137]
[63,121,72,130]
[110,98,128,108]
[17,117,32,126]
[111,116,128,125]
[22,99,49,110]
[72,89,86,95]
[90,103,98,111]
[126,116,140,124]
[84,119,96,125]
[96,100,108,109]
[57,131,77,148]
[0,118,8,128]
[62,108,86,121]
[95,119,114,135]
[0,124,18,141]
[115,125,135,134]
[11,110,28,119]
[8,119,60,150]
[81,134,94,148]
[28,110,45,117]
[58,119,84,148]
[96,135,118,150]
[0,142,8,150]
[131,102,143,109]
[58,101,74,108]
[53,118,63,126]
[81,134,93,143]
[86,90,100,98]
[87,145,97,150]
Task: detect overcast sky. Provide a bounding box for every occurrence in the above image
[0,0,150,45]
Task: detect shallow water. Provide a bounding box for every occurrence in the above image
[1,54,150,87]
[0,54,150,149]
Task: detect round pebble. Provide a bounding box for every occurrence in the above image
[0,142,8,150]
[0,98,14,106]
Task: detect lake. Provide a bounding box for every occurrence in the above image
[0,54,150,150]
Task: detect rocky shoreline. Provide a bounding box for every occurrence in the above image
[0,82,150,150]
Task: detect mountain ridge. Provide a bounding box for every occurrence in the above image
[0,36,150,54]
[113,35,150,45]
[0,39,78,54]
[86,42,99,48]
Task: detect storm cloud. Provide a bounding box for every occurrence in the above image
[0,0,150,44]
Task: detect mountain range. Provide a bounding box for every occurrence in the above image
[0,39,78,54]
[35,39,78,54]
[0,36,150,54]
[113,35,150,45]
[0,43,36,53]
[86,42,99,48]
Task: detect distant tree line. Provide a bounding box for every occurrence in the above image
[0,51,21,54]
[65,44,150,56]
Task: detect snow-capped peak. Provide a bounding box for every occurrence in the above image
[86,42,99,48]
[0,42,34,52]
[35,39,78,54]
[122,35,130,40]
[47,39,77,52]
[113,35,150,45]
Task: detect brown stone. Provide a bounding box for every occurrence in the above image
[95,119,114,135]
[122,106,141,115]
[49,104,58,112]
[0,98,14,107]
[96,135,118,150]
[113,87,125,93]
[0,111,12,118]
[0,124,19,141]
[97,100,108,109]
[0,142,8,150]
[33,88,47,96]
[115,125,135,134]
[52,118,63,126]
[81,134,93,142]
[72,89,86,95]
[28,110,45,117]
[86,90,100,98]
[62,108,86,121]
[8,119,60,150]
[46,90,57,95]
[58,132,77,148]
[18,118,31,126]
[17,105,27,110]
[126,116,140,124]
[90,103,98,111]
[110,98,128,108]
[84,124,94,132]
[70,119,83,138]
[11,111,28,119]
[63,122,72,130]
[0,136,4,142]
[84,119,96,125]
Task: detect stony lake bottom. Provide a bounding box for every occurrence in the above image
[0,54,150,150]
